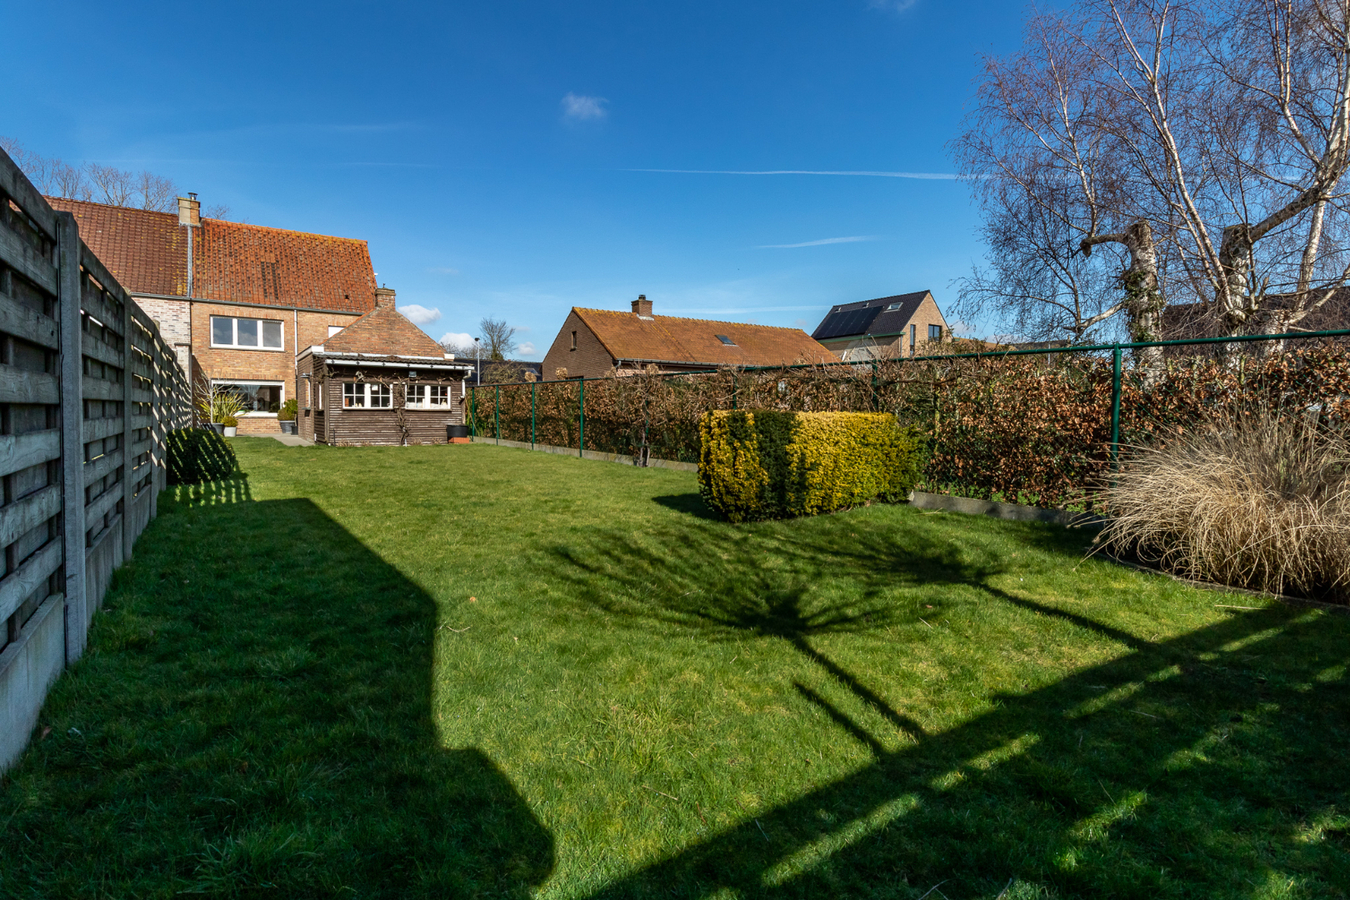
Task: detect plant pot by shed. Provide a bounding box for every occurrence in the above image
[448,424,469,440]
[210,423,226,435]
[223,426,237,437]
[279,420,297,435]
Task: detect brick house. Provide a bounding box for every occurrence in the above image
[811,290,949,360]
[296,292,473,445]
[541,295,834,379]
[48,195,382,434]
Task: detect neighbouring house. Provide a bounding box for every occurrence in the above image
[811,290,949,360]
[541,295,834,380]
[297,290,473,445]
[48,195,385,434]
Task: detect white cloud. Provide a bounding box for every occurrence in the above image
[563,93,608,122]
[946,318,977,337]
[758,235,879,249]
[439,331,474,347]
[626,168,956,180]
[518,341,536,356]
[399,304,441,325]
[794,318,811,330]
[869,0,918,12]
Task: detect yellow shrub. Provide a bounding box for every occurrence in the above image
[698,410,923,521]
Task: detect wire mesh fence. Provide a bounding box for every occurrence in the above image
[468,331,1350,512]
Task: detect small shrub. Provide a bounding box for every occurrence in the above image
[1097,413,1350,602]
[698,410,924,522]
[166,427,239,485]
[221,415,239,428]
[278,399,298,422]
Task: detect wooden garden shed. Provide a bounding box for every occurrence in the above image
[295,293,472,445]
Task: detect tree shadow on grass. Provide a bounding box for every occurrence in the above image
[549,513,1350,899]
[0,488,552,898]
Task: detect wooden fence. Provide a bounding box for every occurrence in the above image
[0,148,190,771]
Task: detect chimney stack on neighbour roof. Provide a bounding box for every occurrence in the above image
[632,294,653,317]
[375,287,396,309]
[177,193,200,227]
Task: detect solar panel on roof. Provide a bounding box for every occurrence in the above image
[814,306,880,340]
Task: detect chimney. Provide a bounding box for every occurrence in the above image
[632,294,652,317]
[177,193,200,227]
[375,286,396,309]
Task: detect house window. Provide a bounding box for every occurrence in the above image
[211,316,284,350]
[304,380,311,409]
[407,384,450,409]
[716,334,736,345]
[343,382,391,409]
[571,331,577,351]
[328,325,345,338]
[213,380,283,412]
[886,303,901,311]
[910,324,917,357]
[929,324,943,342]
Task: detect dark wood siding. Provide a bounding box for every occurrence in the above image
[308,359,467,445]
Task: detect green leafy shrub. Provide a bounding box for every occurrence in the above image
[698,410,924,522]
[1097,413,1350,602]
[166,427,239,485]
[278,399,298,422]
[221,415,239,428]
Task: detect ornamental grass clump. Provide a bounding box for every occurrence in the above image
[1097,413,1350,602]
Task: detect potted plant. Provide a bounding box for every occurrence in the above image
[195,374,246,435]
[278,399,298,435]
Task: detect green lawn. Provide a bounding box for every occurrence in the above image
[1,437,1347,899]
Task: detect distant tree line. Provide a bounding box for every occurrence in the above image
[0,136,231,219]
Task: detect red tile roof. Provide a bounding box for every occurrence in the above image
[46,197,377,313]
[323,297,447,358]
[575,308,834,368]
[48,198,187,297]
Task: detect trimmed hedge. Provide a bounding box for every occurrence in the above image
[698,410,924,522]
[166,427,239,485]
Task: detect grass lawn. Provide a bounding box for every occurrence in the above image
[1,437,1348,899]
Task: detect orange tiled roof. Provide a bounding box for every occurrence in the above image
[48,198,188,297]
[576,308,834,368]
[45,197,377,314]
[323,300,447,357]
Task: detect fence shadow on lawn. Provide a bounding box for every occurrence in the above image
[550,510,1350,899]
[1,488,553,898]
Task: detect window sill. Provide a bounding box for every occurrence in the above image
[208,344,287,352]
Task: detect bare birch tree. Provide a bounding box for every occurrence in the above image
[953,0,1350,350]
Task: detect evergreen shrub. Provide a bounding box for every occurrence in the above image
[698,410,924,522]
[166,427,239,485]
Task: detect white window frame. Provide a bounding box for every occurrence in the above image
[210,315,286,351]
[211,379,285,414]
[342,382,392,409]
[406,384,450,410]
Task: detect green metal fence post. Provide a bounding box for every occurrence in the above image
[495,384,500,444]
[578,379,585,457]
[1110,345,1122,464]
[531,381,537,447]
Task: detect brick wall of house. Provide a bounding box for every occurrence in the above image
[134,296,192,372]
[541,309,614,380]
[190,301,365,402]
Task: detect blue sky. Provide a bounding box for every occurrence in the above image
[3,0,1028,359]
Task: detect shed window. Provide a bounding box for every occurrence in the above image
[716,335,736,346]
[407,384,450,409]
[211,315,283,350]
[343,382,392,409]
